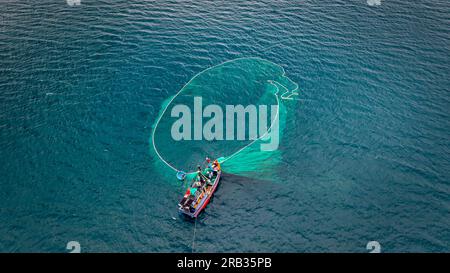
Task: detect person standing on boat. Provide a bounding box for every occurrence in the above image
[197,165,210,185]
[205,157,214,179]
[212,159,221,175]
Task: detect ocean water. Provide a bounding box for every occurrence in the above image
[0,0,449,252]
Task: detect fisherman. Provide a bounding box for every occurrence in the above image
[206,157,212,169]
[206,169,213,179]
[196,165,204,184]
[212,159,221,175]
[204,157,213,179]
[197,165,210,186]
[193,180,202,188]
[180,187,196,209]
[212,159,219,169]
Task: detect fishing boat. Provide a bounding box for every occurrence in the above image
[178,163,221,218]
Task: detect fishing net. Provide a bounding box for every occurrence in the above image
[150,57,298,181]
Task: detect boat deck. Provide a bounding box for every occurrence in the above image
[178,170,221,218]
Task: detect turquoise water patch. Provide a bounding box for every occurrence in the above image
[151,58,298,179]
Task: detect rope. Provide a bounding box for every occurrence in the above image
[191,217,198,253]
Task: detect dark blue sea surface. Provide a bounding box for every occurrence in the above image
[0,0,449,252]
